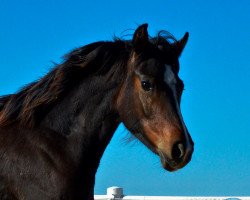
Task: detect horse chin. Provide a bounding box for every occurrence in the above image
[160,158,179,172]
[159,150,193,172]
[159,151,181,172]
[161,163,179,172]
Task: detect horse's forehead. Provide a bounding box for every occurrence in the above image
[134,58,161,76]
[164,64,177,85]
[134,57,178,81]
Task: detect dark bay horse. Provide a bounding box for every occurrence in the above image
[0,24,194,200]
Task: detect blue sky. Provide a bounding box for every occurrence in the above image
[1,0,250,196]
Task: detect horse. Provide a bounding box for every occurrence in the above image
[0,24,194,200]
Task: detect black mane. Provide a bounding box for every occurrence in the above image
[0,33,176,128]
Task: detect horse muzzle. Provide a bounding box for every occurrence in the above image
[158,143,194,172]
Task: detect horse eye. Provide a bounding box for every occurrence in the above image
[141,81,152,91]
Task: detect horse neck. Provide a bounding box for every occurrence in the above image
[41,64,125,166]
[38,66,125,198]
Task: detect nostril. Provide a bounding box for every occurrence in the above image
[172,142,185,160]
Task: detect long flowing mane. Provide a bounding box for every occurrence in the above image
[0,32,176,128]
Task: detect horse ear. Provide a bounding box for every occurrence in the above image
[174,32,189,57]
[132,23,149,53]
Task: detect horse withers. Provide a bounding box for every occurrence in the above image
[0,24,194,199]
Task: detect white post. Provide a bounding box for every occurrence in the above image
[107,186,123,199]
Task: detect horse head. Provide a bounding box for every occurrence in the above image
[116,24,194,171]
